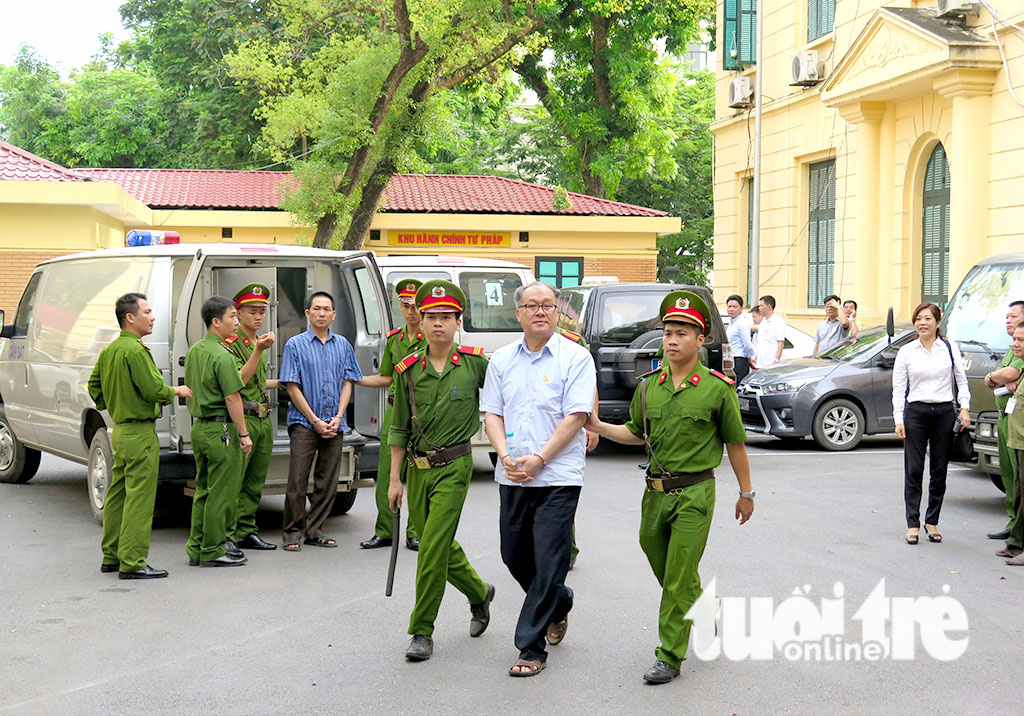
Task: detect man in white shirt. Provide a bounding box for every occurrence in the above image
[752,295,786,369]
[725,294,755,383]
[482,281,597,678]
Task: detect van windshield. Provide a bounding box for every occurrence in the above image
[385,271,448,324]
[458,272,523,332]
[942,262,1024,353]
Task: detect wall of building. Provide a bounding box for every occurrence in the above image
[711,0,1024,332]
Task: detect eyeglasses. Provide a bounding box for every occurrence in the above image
[517,303,557,314]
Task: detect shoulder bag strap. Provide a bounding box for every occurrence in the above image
[406,364,444,452]
[940,337,958,405]
[641,377,671,478]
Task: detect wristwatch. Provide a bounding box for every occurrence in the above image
[739,490,756,500]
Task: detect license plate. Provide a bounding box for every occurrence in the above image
[652,359,662,371]
[738,397,751,411]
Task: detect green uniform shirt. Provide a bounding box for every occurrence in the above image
[380,327,426,396]
[625,361,747,473]
[1007,380,1024,450]
[88,330,175,422]
[225,330,268,403]
[996,348,1024,413]
[388,346,488,451]
[185,332,245,418]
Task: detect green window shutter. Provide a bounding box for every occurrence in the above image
[807,159,836,307]
[922,144,951,306]
[808,0,836,42]
[724,0,741,70]
[739,0,757,65]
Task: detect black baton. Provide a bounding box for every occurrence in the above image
[385,507,400,597]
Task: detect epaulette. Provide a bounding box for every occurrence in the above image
[709,369,736,385]
[225,336,239,345]
[394,353,420,374]
[138,339,151,351]
[559,329,584,344]
[457,345,484,356]
[386,327,402,338]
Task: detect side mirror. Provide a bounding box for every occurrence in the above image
[886,307,895,345]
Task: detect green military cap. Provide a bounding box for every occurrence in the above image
[416,279,465,313]
[234,282,271,308]
[395,277,423,299]
[660,290,710,334]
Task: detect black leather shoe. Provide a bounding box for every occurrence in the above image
[188,557,200,567]
[405,635,433,661]
[406,537,420,551]
[119,564,169,580]
[199,554,248,567]
[237,533,278,550]
[360,535,392,549]
[470,583,496,637]
[100,563,119,573]
[988,529,1012,540]
[224,540,244,558]
[643,660,680,684]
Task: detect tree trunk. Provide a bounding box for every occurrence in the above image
[313,213,337,248]
[341,159,395,250]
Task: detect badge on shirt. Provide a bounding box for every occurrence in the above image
[1007,397,1017,415]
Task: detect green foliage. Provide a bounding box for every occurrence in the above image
[0,46,67,159]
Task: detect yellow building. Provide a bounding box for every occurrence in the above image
[0,143,679,314]
[711,0,1024,331]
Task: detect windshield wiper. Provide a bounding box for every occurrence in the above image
[956,339,1000,359]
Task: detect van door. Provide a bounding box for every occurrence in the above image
[169,250,209,452]
[339,254,390,439]
[1,272,43,444]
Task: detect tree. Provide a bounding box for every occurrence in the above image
[226,0,552,249]
[0,46,67,158]
[514,0,713,199]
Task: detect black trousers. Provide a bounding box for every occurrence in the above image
[283,424,344,541]
[499,485,580,662]
[734,356,751,384]
[903,401,956,528]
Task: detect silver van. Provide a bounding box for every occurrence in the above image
[0,244,391,522]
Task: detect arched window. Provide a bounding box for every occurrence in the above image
[922,143,951,306]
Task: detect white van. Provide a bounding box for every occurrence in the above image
[375,255,534,356]
[0,244,391,522]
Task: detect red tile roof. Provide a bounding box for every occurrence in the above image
[75,168,666,216]
[0,140,89,182]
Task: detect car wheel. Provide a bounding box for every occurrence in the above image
[811,399,864,451]
[330,489,358,516]
[0,413,41,484]
[87,428,113,525]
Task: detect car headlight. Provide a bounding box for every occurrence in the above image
[978,422,994,439]
[761,376,823,394]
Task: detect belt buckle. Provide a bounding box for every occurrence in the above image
[413,456,431,470]
[257,403,270,418]
[650,477,664,492]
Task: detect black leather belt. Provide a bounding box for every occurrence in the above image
[117,418,156,424]
[242,400,272,418]
[645,469,714,493]
[197,416,228,423]
[409,441,472,469]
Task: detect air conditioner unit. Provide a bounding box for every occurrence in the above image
[728,77,753,109]
[936,0,979,19]
[791,50,825,86]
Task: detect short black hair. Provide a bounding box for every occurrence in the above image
[115,292,147,328]
[843,299,858,310]
[726,294,744,306]
[201,296,234,328]
[823,294,841,305]
[751,305,762,315]
[759,295,776,309]
[1009,300,1024,312]
[305,291,335,311]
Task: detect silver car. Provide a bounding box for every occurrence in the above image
[737,324,916,450]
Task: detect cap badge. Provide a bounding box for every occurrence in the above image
[253,286,263,295]
[676,297,690,309]
[406,283,416,292]
[432,286,446,298]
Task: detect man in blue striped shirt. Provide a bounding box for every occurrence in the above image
[279,291,362,550]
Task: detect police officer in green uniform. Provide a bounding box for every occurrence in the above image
[225,283,280,553]
[387,279,495,662]
[89,293,193,579]
[984,300,1024,541]
[185,296,253,568]
[588,290,754,684]
[358,278,425,551]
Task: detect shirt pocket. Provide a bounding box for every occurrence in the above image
[536,377,565,414]
[678,406,714,424]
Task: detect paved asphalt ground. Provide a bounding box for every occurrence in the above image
[1,436,1022,715]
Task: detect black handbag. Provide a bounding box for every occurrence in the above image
[941,338,975,463]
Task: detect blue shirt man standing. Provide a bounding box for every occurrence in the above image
[725,294,754,384]
[278,291,362,550]
[482,281,597,677]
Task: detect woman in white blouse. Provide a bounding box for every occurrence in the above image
[892,302,971,545]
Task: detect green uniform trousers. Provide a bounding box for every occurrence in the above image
[638,479,716,669]
[187,422,243,562]
[373,407,418,541]
[229,415,273,542]
[406,453,488,636]
[998,415,1017,531]
[101,422,160,572]
[1008,449,1024,549]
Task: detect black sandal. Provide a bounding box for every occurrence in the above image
[283,541,301,552]
[304,536,338,548]
[925,527,942,543]
[905,532,919,545]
